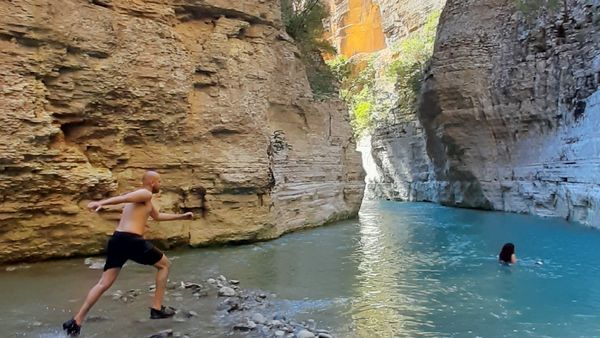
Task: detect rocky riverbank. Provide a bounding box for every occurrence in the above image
[80,258,334,338]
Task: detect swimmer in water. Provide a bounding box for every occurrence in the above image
[499,242,517,265]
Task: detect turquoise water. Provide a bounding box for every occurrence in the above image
[2,200,600,337]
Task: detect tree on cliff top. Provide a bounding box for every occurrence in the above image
[281,0,337,97]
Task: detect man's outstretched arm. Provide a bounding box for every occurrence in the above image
[150,205,193,221]
[87,189,152,211]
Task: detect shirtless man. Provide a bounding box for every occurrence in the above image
[62,171,193,336]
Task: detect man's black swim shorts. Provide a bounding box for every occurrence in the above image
[103,231,163,271]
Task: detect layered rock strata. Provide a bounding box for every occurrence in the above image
[0,0,364,263]
[419,0,600,225]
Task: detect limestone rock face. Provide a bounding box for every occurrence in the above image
[419,0,600,224]
[374,0,445,44]
[325,0,386,57]
[0,0,364,263]
[352,1,444,202]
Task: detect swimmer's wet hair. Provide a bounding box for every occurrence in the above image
[499,243,515,263]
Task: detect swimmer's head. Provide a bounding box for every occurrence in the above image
[499,243,515,263]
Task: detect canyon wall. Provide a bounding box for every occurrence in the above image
[330,0,600,226]
[420,0,600,225]
[326,0,444,202]
[0,0,365,263]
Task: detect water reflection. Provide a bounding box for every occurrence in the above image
[350,202,437,337]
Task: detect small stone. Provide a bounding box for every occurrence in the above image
[149,329,173,338]
[273,314,287,321]
[173,317,186,323]
[318,333,332,338]
[275,330,285,337]
[307,319,316,329]
[270,320,282,326]
[186,311,198,317]
[183,282,202,289]
[251,313,266,324]
[87,315,111,322]
[5,266,16,272]
[31,321,43,327]
[89,262,104,270]
[207,278,216,284]
[218,286,236,297]
[229,279,239,285]
[233,322,254,332]
[218,275,227,282]
[296,329,316,338]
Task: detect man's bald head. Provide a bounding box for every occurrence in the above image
[142,171,161,193]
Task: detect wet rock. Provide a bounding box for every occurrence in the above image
[149,329,173,338]
[251,313,266,324]
[182,282,203,289]
[218,286,236,297]
[307,319,316,330]
[218,275,227,282]
[274,330,285,337]
[296,329,316,338]
[86,315,111,322]
[273,314,286,321]
[222,298,241,313]
[186,310,198,318]
[193,291,208,297]
[318,333,332,338]
[229,279,240,285]
[84,258,106,270]
[89,262,104,270]
[207,278,217,285]
[233,321,256,332]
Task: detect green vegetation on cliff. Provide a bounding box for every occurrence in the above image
[328,10,441,138]
[281,0,338,97]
